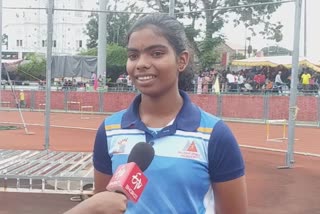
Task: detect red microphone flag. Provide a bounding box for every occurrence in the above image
[106,162,148,203]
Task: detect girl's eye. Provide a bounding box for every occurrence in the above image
[152,51,164,57]
[128,53,138,60]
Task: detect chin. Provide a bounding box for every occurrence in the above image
[138,87,163,98]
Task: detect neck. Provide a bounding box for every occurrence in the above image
[139,90,183,127]
[141,90,182,115]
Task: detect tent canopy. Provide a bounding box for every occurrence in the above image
[1,59,24,72]
[51,55,97,78]
[1,59,24,64]
[231,56,320,72]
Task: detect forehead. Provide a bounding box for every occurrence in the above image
[128,28,171,50]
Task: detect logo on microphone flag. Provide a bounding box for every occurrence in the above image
[107,162,148,203]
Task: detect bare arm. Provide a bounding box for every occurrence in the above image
[94,169,112,193]
[213,176,248,214]
[64,191,127,214]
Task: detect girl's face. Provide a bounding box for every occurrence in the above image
[126,27,189,97]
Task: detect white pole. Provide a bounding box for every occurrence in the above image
[169,0,175,17]
[97,0,107,83]
[44,0,54,150]
[303,0,307,57]
[283,0,302,168]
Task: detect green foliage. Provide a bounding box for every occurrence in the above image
[79,43,127,66]
[198,38,223,70]
[199,50,221,70]
[227,0,283,42]
[142,0,283,63]
[85,16,98,49]
[16,53,46,81]
[106,44,127,82]
[79,48,97,56]
[107,44,127,66]
[233,52,246,60]
[79,43,127,82]
[84,2,142,49]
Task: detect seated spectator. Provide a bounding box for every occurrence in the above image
[253,72,266,91]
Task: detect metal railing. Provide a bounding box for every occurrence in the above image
[0,149,93,194]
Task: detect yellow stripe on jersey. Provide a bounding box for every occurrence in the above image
[105,124,121,130]
[197,127,213,134]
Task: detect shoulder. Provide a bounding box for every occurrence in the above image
[198,109,222,130]
[104,110,127,127]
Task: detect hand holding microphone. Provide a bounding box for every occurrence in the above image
[107,142,155,202]
[64,191,127,214]
[64,142,154,214]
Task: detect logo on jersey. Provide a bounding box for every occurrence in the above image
[186,142,198,152]
[113,138,128,153]
[178,141,201,160]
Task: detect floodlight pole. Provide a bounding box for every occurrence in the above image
[303,0,307,57]
[44,0,54,150]
[169,0,175,17]
[281,0,302,169]
[97,0,107,84]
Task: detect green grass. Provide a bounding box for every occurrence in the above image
[0,125,20,131]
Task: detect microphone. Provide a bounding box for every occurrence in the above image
[106,142,155,203]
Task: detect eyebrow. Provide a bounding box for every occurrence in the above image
[127,44,168,52]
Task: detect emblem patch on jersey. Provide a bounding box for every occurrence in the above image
[113,138,128,154]
[178,141,201,159]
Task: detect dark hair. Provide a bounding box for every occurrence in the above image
[127,14,194,92]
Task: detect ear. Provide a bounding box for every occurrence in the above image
[177,51,190,72]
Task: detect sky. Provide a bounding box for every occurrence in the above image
[2,0,319,59]
[222,0,320,58]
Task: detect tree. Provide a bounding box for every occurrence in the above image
[85,15,98,49]
[233,52,246,60]
[79,43,127,82]
[140,0,283,68]
[198,37,223,70]
[15,53,46,81]
[84,2,142,49]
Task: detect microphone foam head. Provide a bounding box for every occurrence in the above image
[127,142,155,172]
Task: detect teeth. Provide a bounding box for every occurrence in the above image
[137,76,155,80]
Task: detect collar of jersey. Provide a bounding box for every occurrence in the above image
[121,90,200,133]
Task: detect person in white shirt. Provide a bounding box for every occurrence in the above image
[237,72,245,92]
[226,72,235,92]
[275,71,284,94]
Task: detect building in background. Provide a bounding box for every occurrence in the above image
[2,0,97,57]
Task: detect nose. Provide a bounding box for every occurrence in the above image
[136,55,151,71]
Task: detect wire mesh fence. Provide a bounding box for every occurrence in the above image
[1,88,319,125]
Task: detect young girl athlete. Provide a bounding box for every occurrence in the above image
[88,14,247,214]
